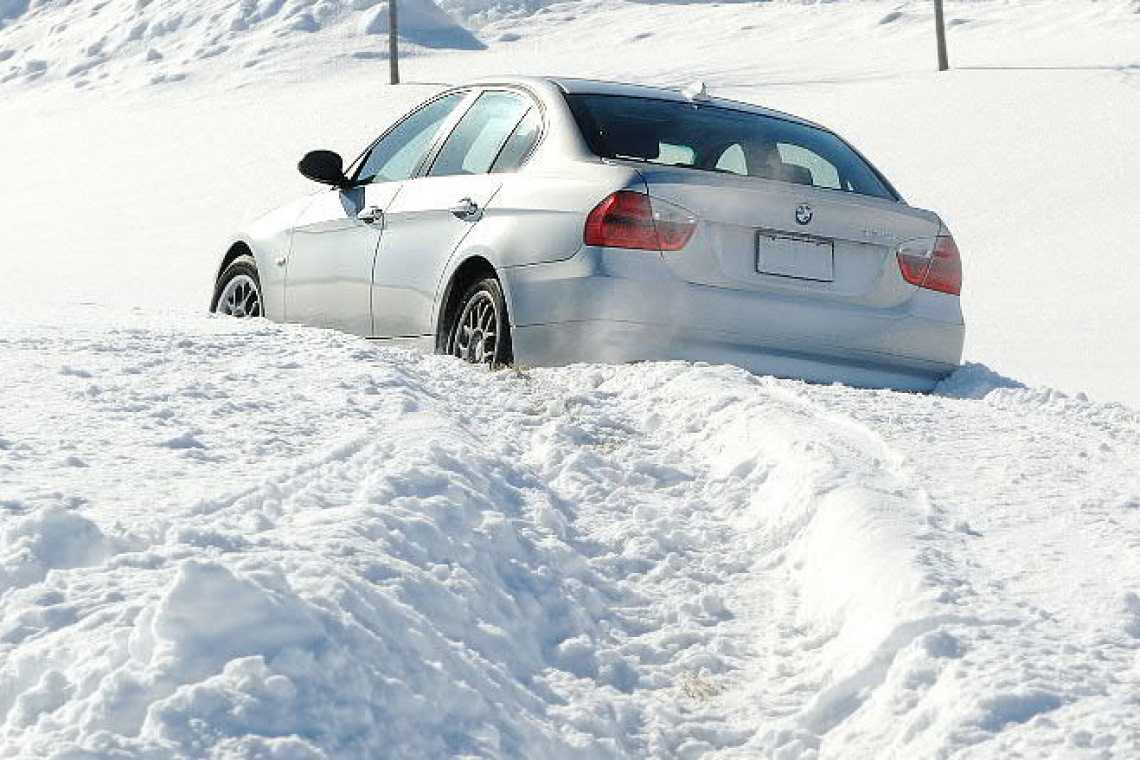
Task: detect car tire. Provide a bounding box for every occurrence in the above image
[211,254,264,318]
[448,277,513,367]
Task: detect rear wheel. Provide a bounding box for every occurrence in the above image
[211,255,263,318]
[448,277,512,367]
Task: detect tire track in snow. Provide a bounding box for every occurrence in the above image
[566,365,991,758]
[490,362,1011,757]
[792,379,1140,758]
[509,364,762,756]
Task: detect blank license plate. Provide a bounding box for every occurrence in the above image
[756,231,834,282]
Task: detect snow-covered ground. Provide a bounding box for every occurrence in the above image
[2,1,1140,757]
[2,308,1139,758]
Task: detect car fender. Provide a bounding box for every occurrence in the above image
[429,236,515,350]
[213,194,318,319]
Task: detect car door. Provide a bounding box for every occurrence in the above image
[284,91,467,334]
[371,89,535,338]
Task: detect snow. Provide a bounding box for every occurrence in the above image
[2,307,1139,757]
[2,0,1140,757]
[0,0,486,90]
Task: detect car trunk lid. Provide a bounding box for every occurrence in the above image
[631,164,944,308]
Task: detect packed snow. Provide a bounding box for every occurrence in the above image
[2,0,1140,757]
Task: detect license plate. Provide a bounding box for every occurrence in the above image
[756,230,834,282]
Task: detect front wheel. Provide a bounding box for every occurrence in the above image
[448,277,512,367]
[211,254,263,318]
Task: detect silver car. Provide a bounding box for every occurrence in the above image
[211,76,964,390]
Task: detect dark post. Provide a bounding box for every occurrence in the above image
[934,0,949,71]
[389,0,400,84]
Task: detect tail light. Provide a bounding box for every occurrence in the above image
[584,191,697,251]
[896,234,962,296]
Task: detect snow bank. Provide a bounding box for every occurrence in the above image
[8,1,1135,93]
[1,409,609,756]
[0,0,483,90]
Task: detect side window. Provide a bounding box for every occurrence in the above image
[776,143,842,189]
[429,91,531,177]
[657,142,695,166]
[490,108,541,173]
[715,144,748,175]
[356,92,465,184]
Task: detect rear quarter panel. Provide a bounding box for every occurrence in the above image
[428,161,642,341]
[476,162,646,267]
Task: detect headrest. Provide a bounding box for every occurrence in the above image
[780,164,814,186]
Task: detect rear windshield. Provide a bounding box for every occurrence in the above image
[565,93,897,200]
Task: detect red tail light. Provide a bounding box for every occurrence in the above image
[896,234,962,296]
[584,191,696,251]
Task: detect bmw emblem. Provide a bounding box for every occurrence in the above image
[795,204,813,225]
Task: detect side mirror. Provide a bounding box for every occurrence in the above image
[298,150,350,188]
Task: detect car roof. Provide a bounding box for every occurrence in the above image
[457,75,825,131]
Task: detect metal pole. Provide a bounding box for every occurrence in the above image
[389,0,400,84]
[934,0,949,71]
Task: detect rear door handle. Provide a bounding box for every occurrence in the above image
[357,205,384,224]
[449,198,479,220]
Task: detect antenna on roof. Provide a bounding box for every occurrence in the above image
[681,80,710,103]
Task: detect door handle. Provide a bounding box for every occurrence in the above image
[449,198,479,220]
[357,205,384,224]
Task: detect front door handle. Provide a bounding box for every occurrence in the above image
[449,198,479,220]
[357,205,384,224]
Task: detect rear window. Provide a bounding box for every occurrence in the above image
[565,93,896,200]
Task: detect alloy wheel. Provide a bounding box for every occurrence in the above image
[451,290,501,366]
[216,274,262,318]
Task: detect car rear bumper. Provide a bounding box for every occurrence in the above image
[499,247,964,391]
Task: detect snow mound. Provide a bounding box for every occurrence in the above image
[934,362,1025,399]
[0,0,483,89]
[0,508,111,594]
[365,0,486,49]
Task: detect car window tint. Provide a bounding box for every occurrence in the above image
[357,92,465,184]
[565,93,895,200]
[490,108,541,173]
[430,92,531,177]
